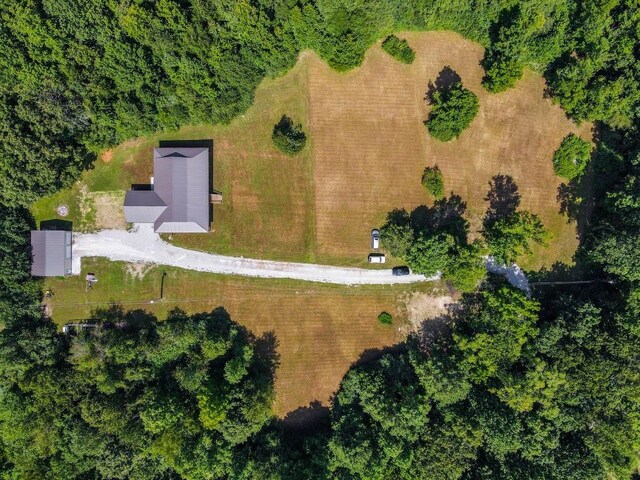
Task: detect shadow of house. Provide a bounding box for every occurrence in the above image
[40,219,73,231]
[123,140,217,232]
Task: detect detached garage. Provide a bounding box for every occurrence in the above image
[31,230,73,277]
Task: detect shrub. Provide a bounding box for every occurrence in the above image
[272,115,307,155]
[426,82,479,141]
[553,134,592,180]
[422,166,444,198]
[378,312,393,325]
[381,35,415,64]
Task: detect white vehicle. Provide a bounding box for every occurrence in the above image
[368,253,386,264]
[371,229,380,249]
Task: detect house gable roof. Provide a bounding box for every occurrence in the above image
[123,191,167,223]
[152,147,210,233]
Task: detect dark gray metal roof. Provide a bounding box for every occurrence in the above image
[123,191,167,223]
[152,147,210,233]
[31,230,72,277]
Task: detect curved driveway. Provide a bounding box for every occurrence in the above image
[73,225,435,285]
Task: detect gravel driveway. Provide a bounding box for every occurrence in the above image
[72,225,435,285]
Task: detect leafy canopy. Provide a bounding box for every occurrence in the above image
[422,165,445,198]
[425,82,479,141]
[272,115,307,155]
[553,133,592,180]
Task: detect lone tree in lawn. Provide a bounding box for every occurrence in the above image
[272,115,306,155]
[553,134,592,180]
[426,81,479,141]
[422,166,444,198]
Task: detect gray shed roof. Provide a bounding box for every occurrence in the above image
[123,191,167,223]
[152,147,210,233]
[31,230,72,277]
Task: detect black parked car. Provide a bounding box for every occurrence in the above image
[392,266,410,276]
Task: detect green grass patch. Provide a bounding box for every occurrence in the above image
[377,311,393,325]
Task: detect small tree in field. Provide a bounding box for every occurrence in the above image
[422,166,444,198]
[272,115,306,155]
[378,312,393,325]
[553,134,592,180]
[426,82,479,141]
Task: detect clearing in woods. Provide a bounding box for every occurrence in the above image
[35,30,590,422]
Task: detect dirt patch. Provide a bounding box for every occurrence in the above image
[89,191,126,230]
[100,149,114,164]
[308,31,591,268]
[399,291,456,334]
[124,261,155,280]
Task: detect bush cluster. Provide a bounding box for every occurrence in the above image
[381,35,416,64]
[425,82,479,141]
[553,134,592,180]
[422,166,445,198]
[272,115,307,155]
[378,311,393,325]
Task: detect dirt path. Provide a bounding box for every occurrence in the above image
[72,225,434,285]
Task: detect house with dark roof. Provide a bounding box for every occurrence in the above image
[31,230,73,277]
[123,146,212,233]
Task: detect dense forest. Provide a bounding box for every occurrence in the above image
[2,0,640,478]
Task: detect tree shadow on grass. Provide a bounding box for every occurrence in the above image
[253,330,281,380]
[280,400,331,433]
[483,174,521,229]
[351,343,407,370]
[425,66,462,104]
[409,195,469,243]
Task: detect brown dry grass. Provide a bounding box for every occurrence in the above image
[309,31,592,269]
[46,259,446,416]
[100,149,114,164]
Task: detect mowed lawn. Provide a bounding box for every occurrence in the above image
[309,31,592,269]
[45,259,441,417]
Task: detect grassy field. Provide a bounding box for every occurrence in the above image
[45,259,443,417]
[308,31,592,269]
[33,31,590,269]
